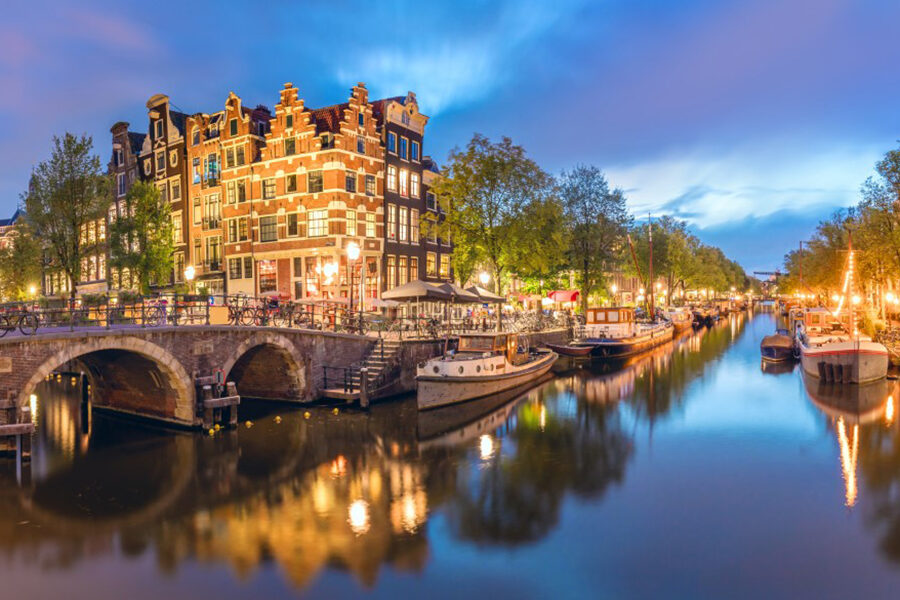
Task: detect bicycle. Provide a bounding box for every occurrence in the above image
[0,310,39,337]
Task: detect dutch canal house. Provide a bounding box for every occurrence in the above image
[77,82,453,303]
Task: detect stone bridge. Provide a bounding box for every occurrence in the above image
[0,326,374,428]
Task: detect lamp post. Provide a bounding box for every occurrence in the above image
[479,271,490,288]
[184,265,195,294]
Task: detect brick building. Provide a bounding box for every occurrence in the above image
[93,82,451,302]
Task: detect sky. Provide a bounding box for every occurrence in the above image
[2,0,900,274]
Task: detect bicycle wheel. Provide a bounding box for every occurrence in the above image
[239,307,256,326]
[168,310,183,326]
[144,306,162,326]
[0,315,10,337]
[19,313,38,336]
[272,311,289,328]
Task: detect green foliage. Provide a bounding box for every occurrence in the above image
[23,133,110,298]
[0,221,43,301]
[429,134,564,292]
[559,165,631,314]
[108,181,174,294]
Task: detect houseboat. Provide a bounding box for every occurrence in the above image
[795,307,888,384]
[582,306,674,358]
[416,333,557,410]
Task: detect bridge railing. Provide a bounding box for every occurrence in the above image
[0,294,574,339]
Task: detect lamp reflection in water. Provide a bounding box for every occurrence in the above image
[887,395,895,425]
[348,499,371,535]
[479,434,494,460]
[837,417,859,508]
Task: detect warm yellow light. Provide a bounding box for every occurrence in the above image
[479,271,490,286]
[348,499,371,535]
[887,293,896,303]
[832,294,839,302]
[479,434,494,460]
[851,295,861,305]
[639,288,645,295]
[730,286,736,292]
[28,285,36,296]
[346,241,360,261]
[887,395,895,425]
[184,265,196,281]
[610,284,618,294]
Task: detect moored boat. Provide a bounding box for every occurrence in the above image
[796,307,888,384]
[760,328,793,362]
[416,332,557,410]
[581,306,674,359]
[664,307,693,331]
[545,342,594,357]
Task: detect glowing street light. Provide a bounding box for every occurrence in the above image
[851,295,861,305]
[184,265,195,282]
[479,271,490,286]
[610,283,617,294]
[28,285,36,297]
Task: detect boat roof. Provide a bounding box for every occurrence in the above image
[460,332,515,338]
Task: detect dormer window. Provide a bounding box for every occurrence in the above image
[401,111,410,125]
[229,118,238,136]
[154,119,164,139]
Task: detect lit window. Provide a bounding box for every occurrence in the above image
[346,210,356,235]
[387,204,397,240]
[411,209,419,244]
[399,206,408,242]
[399,169,408,196]
[308,209,328,237]
[387,166,397,192]
[410,173,419,198]
[365,174,376,196]
[365,212,376,237]
[399,256,408,286]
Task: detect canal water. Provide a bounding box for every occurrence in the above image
[3,309,900,599]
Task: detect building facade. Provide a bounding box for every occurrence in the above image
[86,82,451,302]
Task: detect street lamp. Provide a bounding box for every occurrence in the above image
[479,271,490,287]
[346,242,360,313]
[28,285,36,297]
[184,265,195,293]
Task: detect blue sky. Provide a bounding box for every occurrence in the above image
[2,0,899,273]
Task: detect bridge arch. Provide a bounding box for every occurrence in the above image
[222,331,306,402]
[22,336,195,424]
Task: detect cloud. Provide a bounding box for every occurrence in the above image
[332,0,587,113]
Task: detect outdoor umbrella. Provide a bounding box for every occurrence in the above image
[382,280,452,301]
[466,285,505,303]
[437,282,481,303]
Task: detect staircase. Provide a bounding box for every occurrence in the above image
[321,338,403,402]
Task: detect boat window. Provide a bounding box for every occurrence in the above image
[608,311,618,322]
[459,336,495,352]
[595,311,604,322]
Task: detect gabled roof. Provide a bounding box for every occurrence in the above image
[308,103,348,134]
[127,132,146,155]
[0,209,22,228]
[370,96,405,124]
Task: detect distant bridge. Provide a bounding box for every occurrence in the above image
[0,326,374,428]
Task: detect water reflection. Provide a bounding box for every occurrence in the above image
[7,310,900,596]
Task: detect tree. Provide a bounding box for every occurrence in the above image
[429,134,562,295]
[558,165,630,314]
[23,133,110,299]
[108,181,174,294]
[0,221,43,301]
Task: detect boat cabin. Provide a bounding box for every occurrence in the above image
[586,307,634,325]
[583,306,637,339]
[794,307,851,336]
[458,332,527,364]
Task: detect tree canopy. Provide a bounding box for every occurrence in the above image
[22,133,109,298]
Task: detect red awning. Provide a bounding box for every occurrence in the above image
[548,290,579,303]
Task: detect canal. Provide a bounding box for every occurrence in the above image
[2,309,900,598]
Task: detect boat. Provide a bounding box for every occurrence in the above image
[760,328,794,362]
[692,306,717,327]
[545,342,594,357]
[796,307,888,384]
[581,306,674,359]
[416,332,558,410]
[664,307,694,331]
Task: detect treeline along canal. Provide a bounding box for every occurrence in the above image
[3,308,900,598]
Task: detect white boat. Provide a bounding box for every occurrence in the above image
[581,306,674,358]
[416,333,558,410]
[796,307,888,384]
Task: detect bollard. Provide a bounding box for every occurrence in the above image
[359,367,370,409]
[201,384,214,429]
[226,382,239,427]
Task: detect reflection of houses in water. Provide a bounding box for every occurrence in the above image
[802,374,895,507]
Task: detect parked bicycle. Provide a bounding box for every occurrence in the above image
[0,310,39,337]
